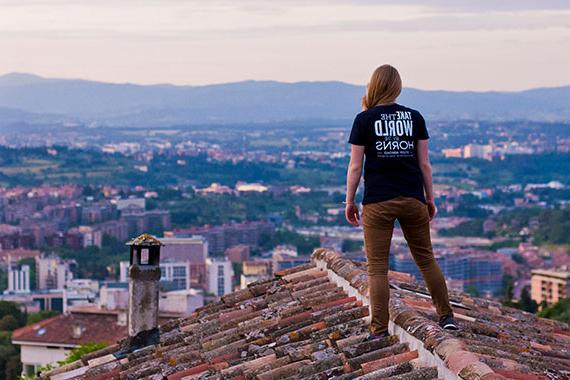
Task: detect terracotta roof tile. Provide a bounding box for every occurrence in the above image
[12,311,126,346]
[360,349,419,374]
[357,361,415,379]
[42,248,570,380]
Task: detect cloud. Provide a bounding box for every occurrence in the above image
[0,1,568,90]
[1,2,568,41]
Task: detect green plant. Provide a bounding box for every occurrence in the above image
[59,342,108,366]
[538,298,570,324]
[26,310,60,325]
[0,315,19,331]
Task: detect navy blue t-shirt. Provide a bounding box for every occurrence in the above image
[348,103,429,205]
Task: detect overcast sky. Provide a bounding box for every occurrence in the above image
[1,0,569,91]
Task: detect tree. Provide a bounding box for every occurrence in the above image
[0,271,7,293]
[0,315,19,331]
[0,301,25,327]
[0,331,20,380]
[500,274,514,304]
[438,219,484,237]
[465,285,480,297]
[342,239,362,252]
[4,354,21,380]
[511,253,526,265]
[259,230,319,255]
[232,262,243,287]
[538,298,570,324]
[519,286,538,313]
[27,311,60,325]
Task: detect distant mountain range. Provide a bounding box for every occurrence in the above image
[0,72,569,127]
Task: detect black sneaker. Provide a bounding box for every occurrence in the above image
[365,331,390,341]
[439,315,458,330]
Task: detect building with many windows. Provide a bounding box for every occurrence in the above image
[120,205,171,236]
[531,268,569,306]
[206,258,234,296]
[173,221,274,255]
[36,255,74,290]
[160,261,192,291]
[159,236,208,288]
[392,250,503,296]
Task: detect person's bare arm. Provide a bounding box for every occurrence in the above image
[345,145,365,226]
[417,139,437,220]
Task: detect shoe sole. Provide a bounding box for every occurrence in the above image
[442,324,458,330]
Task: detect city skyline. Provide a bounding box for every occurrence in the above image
[1,1,569,91]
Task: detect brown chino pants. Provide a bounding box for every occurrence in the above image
[362,196,454,334]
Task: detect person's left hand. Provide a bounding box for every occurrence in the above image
[345,203,360,226]
[427,199,438,221]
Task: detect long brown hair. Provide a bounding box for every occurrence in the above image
[362,65,402,110]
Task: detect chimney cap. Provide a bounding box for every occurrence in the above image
[126,233,163,247]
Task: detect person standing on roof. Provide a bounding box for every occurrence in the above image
[344,64,458,339]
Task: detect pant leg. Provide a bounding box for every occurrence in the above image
[397,197,454,319]
[362,201,396,334]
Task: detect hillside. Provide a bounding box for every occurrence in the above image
[0,73,569,126]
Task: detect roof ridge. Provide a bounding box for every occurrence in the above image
[311,248,500,379]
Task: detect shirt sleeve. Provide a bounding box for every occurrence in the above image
[348,114,366,145]
[415,112,429,140]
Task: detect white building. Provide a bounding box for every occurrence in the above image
[272,245,298,257]
[116,197,146,211]
[6,264,30,294]
[99,284,203,315]
[120,260,192,291]
[63,279,100,311]
[463,143,493,160]
[36,255,73,290]
[159,237,208,262]
[160,261,192,290]
[67,226,103,248]
[159,289,204,314]
[66,278,99,293]
[158,237,209,289]
[239,259,273,289]
[240,273,268,289]
[235,182,269,193]
[119,261,129,283]
[206,258,234,296]
[100,284,129,310]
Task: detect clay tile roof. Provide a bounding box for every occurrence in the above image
[12,311,126,347]
[313,248,570,379]
[43,248,570,380]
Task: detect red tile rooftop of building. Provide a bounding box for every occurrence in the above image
[39,248,569,380]
[12,311,127,347]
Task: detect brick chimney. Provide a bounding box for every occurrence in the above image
[116,233,162,356]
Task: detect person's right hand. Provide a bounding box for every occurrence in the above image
[345,203,360,226]
[427,200,437,221]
